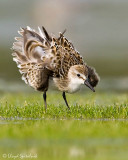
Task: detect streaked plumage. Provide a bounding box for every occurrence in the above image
[12,26,99,110]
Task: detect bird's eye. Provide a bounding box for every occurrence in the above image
[77,74,80,77]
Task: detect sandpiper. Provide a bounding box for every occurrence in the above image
[12,26,99,110]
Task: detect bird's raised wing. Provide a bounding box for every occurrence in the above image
[12,26,54,90]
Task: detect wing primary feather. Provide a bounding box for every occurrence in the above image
[58,29,66,40]
[38,26,45,39]
[42,26,52,42]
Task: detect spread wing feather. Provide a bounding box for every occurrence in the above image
[12,26,53,90]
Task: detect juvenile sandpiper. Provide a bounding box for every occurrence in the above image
[12,26,99,110]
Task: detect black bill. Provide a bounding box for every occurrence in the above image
[84,79,95,92]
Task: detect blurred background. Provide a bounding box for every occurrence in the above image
[0,0,128,92]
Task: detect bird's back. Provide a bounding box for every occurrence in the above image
[47,33,84,78]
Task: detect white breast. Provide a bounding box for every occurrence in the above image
[67,79,82,93]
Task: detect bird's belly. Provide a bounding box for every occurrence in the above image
[53,78,81,93]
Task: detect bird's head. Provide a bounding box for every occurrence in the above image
[68,65,99,92]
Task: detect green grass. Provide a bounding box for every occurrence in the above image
[0,91,128,160]
[0,91,128,119]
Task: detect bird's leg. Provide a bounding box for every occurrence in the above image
[62,92,70,109]
[43,91,47,111]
